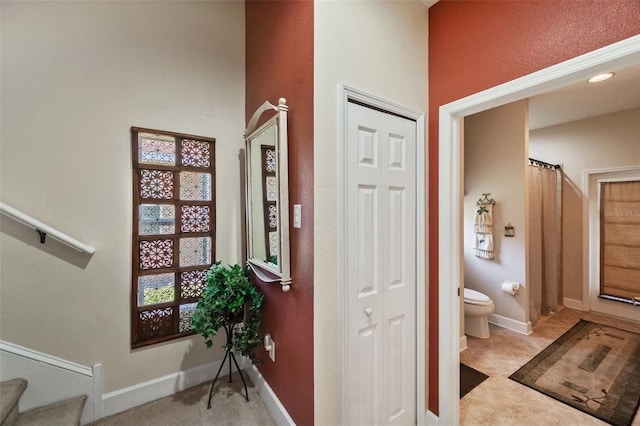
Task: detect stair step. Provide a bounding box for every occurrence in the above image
[1,378,28,426]
[13,395,87,426]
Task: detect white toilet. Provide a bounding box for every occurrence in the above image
[463,288,495,339]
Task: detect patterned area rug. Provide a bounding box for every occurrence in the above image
[510,320,640,426]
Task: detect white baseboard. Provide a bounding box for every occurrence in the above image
[102,357,226,418]
[459,335,468,352]
[242,360,294,426]
[426,410,439,425]
[563,297,585,311]
[0,340,99,425]
[488,313,532,335]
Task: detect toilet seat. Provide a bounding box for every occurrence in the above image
[463,288,492,306]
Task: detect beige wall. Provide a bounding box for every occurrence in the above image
[0,1,245,393]
[463,100,529,329]
[314,1,428,424]
[530,107,640,302]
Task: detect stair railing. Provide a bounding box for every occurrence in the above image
[0,202,96,254]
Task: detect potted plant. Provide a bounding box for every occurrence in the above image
[192,262,264,361]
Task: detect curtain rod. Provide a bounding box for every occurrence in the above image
[529,157,561,169]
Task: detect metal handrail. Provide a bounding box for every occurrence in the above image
[0,202,95,254]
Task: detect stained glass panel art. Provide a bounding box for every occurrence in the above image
[181,139,211,168]
[181,205,210,233]
[139,307,173,340]
[266,176,277,202]
[140,169,174,199]
[268,204,278,229]
[133,127,216,347]
[139,239,174,270]
[138,133,176,166]
[139,204,175,235]
[180,270,208,299]
[265,149,276,172]
[269,231,279,256]
[138,273,175,306]
[179,172,211,201]
[179,303,198,333]
[179,237,211,267]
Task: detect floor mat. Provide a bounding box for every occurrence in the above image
[510,320,640,426]
[460,363,488,398]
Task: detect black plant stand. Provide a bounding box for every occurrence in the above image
[207,321,249,409]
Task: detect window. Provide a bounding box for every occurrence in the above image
[600,179,640,303]
[131,127,215,348]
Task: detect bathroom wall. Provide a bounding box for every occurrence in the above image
[462,105,640,336]
[463,100,530,334]
[529,107,640,304]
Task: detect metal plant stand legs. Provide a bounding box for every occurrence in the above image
[207,322,249,409]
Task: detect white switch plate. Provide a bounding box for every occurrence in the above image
[264,333,276,362]
[293,204,302,228]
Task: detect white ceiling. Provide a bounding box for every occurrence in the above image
[529,63,640,130]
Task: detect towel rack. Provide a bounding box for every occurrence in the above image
[476,193,496,205]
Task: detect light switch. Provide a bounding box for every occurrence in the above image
[293,204,302,228]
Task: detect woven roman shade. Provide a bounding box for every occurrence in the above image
[600,180,640,301]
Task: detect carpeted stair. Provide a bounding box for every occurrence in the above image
[1,378,87,426]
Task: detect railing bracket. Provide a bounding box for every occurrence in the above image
[37,230,47,244]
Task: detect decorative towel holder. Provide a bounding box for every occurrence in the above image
[476,193,496,205]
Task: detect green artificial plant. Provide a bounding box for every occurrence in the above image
[192,262,264,361]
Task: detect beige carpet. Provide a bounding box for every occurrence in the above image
[90,372,274,426]
[14,395,87,426]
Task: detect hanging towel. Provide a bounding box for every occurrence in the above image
[474,204,494,259]
[473,233,494,259]
[474,204,493,233]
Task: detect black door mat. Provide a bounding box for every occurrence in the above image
[461,363,489,398]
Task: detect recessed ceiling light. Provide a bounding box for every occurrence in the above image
[588,72,614,83]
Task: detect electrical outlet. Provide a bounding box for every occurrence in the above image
[264,333,276,362]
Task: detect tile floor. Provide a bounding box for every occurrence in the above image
[460,307,640,425]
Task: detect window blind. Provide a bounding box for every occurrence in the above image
[600,180,640,302]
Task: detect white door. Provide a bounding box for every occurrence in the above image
[345,101,417,425]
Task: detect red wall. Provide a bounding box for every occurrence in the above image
[245,1,314,425]
[428,0,640,414]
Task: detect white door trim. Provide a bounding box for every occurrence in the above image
[339,84,426,425]
[583,166,640,319]
[438,35,640,425]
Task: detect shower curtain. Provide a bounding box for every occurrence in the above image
[528,165,563,326]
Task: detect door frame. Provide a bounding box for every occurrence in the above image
[437,35,640,425]
[584,166,640,320]
[338,84,426,425]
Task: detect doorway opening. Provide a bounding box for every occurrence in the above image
[437,35,640,424]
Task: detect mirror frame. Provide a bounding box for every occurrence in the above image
[244,98,292,292]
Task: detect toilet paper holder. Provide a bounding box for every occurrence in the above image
[502,280,520,295]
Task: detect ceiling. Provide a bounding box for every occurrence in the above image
[528,63,640,130]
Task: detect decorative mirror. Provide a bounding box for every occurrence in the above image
[244,98,292,292]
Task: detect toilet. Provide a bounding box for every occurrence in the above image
[463,288,495,339]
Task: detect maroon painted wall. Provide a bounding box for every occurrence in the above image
[245,1,314,425]
[428,0,640,414]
